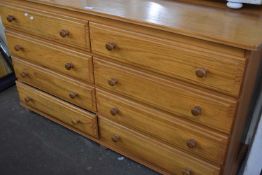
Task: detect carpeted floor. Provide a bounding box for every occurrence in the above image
[0,86,159,175]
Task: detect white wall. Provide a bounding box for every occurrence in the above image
[243,114,262,175]
[243,86,262,175]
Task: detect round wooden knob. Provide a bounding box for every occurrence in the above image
[110,108,119,116]
[24,97,32,103]
[108,78,118,86]
[186,139,197,149]
[59,29,70,38]
[14,45,23,51]
[20,72,29,78]
[71,119,81,125]
[111,135,121,143]
[191,106,202,116]
[7,15,15,22]
[105,42,117,51]
[195,68,207,78]
[182,168,192,175]
[65,63,74,70]
[69,92,78,99]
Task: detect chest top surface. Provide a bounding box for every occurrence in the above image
[21,0,262,50]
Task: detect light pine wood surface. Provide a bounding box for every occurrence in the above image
[13,57,96,112]
[1,1,262,175]
[90,22,246,97]
[97,89,228,164]
[24,0,262,50]
[94,58,237,133]
[6,31,94,84]
[16,81,98,138]
[99,117,220,175]
[0,5,89,50]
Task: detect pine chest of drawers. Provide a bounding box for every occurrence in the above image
[1,0,262,174]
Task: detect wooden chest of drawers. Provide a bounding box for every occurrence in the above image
[1,0,262,174]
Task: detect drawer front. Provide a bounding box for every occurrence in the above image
[6,32,93,83]
[17,81,98,138]
[90,23,246,97]
[94,59,237,133]
[0,5,89,49]
[13,58,96,112]
[99,117,220,175]
[97,89,228,164]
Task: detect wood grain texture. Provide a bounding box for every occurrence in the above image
[19,91,219,175]
[96,89,228,164]
[19,101,172,175]
[90,22,246,97]
[16,81,98,138]
[19,0,262,50]
[1,0,261,174]
[94,58,237,133]
[0,0,247,58]
[0,4,89,50]
[222,49,262,175]
[13,57,96,112]
[99,117,220,175]
[6,31,94,84]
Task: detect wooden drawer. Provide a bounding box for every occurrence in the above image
[13,58,96,112]
[6,32,93,83]
[16,81,98,138]
[99,117,220,175]
[94,58,237,133]
[0,5,89,49]
[90,23,246,97]
[97,89,228,164]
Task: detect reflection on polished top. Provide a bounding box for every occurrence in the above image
[26,0,262,50]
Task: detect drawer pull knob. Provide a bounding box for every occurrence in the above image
[71,119,81,125]
[7,15,16,22]
[20,72,29,78]
[59,29,70,38]
[69,92,78,99]
[182,168,192,175]
[24,97,33,103]
[191,106,202,116]
[110,108,119,116]
[65,63,74,70]
[111,135,121,143]
[195,68,207,78]
[186,139,197,148]
[14,45,24,51]
[105,42,117,51]
[108,78,118,86]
